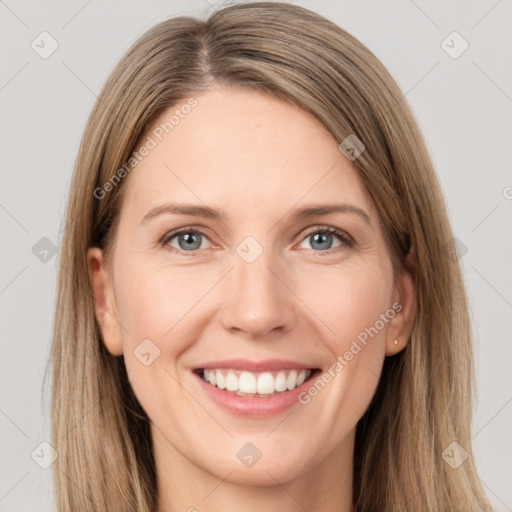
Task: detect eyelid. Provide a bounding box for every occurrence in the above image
[299,225,354,246]
[160,224,354,254]
[159,225,215,251]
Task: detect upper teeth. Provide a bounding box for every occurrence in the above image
[202,369,312,395]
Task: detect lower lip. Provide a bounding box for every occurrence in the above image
[192,370,321,417]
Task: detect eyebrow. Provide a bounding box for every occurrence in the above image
[140,202,372,227]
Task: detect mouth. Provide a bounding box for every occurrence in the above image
[193,367,321,398]
[191,358,323,416]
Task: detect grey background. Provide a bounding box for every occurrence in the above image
[1,0,511,510]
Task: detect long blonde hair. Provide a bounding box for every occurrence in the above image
[45,2,493,510]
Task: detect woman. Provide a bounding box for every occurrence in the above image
[46,2,493,511]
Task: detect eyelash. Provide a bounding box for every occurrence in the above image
[160,225,355,257]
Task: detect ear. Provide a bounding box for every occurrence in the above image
[87,247,123,356]
[385,249,416,356]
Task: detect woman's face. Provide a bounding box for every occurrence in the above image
[89,86,413,487]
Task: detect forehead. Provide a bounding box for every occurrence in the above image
[121,86,375,222]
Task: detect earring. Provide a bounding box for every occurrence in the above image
[394,339,398,345]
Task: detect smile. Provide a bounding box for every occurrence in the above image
[191,358,322,416]
[196,368,317,397]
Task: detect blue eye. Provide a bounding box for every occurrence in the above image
[161,226,353,256]
[298,227,354,253]
[163,229,208,253]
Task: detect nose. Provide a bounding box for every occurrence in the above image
[220,248,297,340]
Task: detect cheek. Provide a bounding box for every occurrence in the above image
[114,256,210,349]
[295,259,392,417]
[298,259,393,354]
[292,263,392,442]
[113,259,202,430]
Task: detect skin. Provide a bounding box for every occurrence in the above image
[88,86,415,512]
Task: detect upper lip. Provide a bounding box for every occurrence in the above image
[194,359,318,372]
